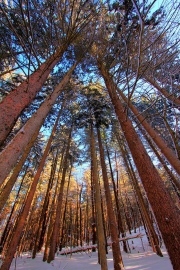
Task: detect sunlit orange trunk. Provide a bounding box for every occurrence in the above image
[0,126,41,212]
[47,126,72,263]
[90,124,108,270]
[0,110,61,270]
[98,61,180,270]
[106,143,127,250]
[97,127,124,270]
[139,126,180,194]
[117,88,180,176]
[0,46,67,146]
[0,63,77,186]
[118,137,163,257]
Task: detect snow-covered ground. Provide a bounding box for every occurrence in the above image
[8,228,173,270]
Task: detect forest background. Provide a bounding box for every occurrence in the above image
[0,0,180,270]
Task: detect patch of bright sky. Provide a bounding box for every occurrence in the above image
[71,128,90,181]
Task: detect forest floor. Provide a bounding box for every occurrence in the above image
[8,227,173,270]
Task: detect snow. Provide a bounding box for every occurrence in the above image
[8,228,173,270]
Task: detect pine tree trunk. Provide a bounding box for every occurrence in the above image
[123,190,136,232]
[85,193,90,245]
[117,86,180,176]
[140,128,180,195]
[59,167,72,251]
[0,46,67,146]
[43,214,54,262]
[79,184,83,247]
[98,61,180,270]
[41,145,66,256]
[0,63,76,186]
[97,127,124,270]
[17,197,38,255]
[0,126,41,211]
[32,150,59,259]
[106,144,128,252]
[47,126,72,263]
[1,172,34,258]
[90,124,108,270]
[90,158,97,251]
[0,168,28,253]
[74,189,79,247]
[0,108,60,270]
[43,171,60,262]
[99,185,108,255]
[118,136,163,257]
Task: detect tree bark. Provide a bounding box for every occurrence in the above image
[90,157,97,251]
[117,86,180,176]
[98,60,180,270]
[47,126,72,263]
[0,46,67,146]
[0,106,61,270]
[139,127,180,195]
[97,127,124,270]
[32,149,59,259]
[90,123,108,270]
[0,167,27,253]
[0,63,77,186]
[43,168,60,262]
[0,126,41,211]
[59,166,72,251]
[106,144,128,252]
[117,135,163,257]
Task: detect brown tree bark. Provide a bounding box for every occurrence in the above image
[90,123,108,270]
[42,143,66,260]
[59,166,72,251]
[98,60,180,270]
[0,46,67,146]
[97,127,124,270]
[47,126,72,263]
[32,149,59,259]
[0,63,77,186]
[85,192,90,245]
[91,157,97,251]
[0,168,27,253]
[17,195,39,255]
[43,169,60,262]
[117,135,163,257]
[140,127,180,195]
[79,186,83,247]
[74,184,80,247]
[0,126,41,211]
[106,144,128,252]
[99,184,108,255]
[0,106,61,270]
[117,86,180,176]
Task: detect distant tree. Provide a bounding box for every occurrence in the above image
[47,124,73,262]
[75,87,123,269]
